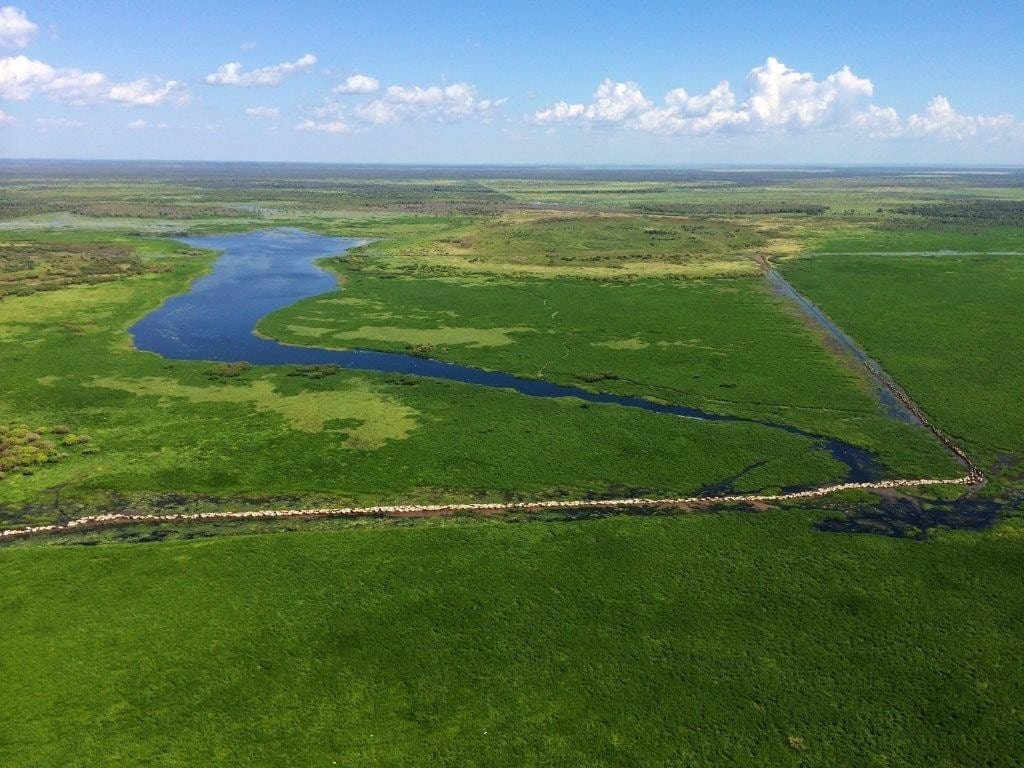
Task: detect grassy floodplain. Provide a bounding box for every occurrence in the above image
[3,163,1024,767]
[260,268,954,477]
[0,230,878,526]
[3,510,1024,766]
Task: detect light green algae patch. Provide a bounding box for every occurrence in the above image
[285,324,333,338]
[591,337,650,350]
[330,325,535,348]
[91,376,418,449]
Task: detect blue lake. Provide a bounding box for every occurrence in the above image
[129,228,882,485]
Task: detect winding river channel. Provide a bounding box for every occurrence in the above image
[131,228,900,483]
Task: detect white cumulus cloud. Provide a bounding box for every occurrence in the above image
[35,116,84,127]
[0,6,37,49]
[107,77,188,107]
[354,82,506,124]
[205,53,316,87]
[0,107,15,124]
[904,96,1019,140]
[245,105,281,118]
[744,57,873,128]
[334,73,379,94]
[534,78,651,126]
[0,54,187,106]
[0,55,104,102]
[531,57,1022,143]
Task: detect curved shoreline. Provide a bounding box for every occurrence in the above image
[126,229,894,483]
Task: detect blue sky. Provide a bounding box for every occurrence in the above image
[1,0,1022,163]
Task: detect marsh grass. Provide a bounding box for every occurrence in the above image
[2,510,1023,766]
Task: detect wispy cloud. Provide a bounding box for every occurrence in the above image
[354,82,506,124]
[35,116,84,128]
[245,105,281,119]
[295,118,349,133]
[205,53,316,87]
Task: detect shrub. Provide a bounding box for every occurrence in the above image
[288,364,341,379]
[0,422,94,481]
[206,362,252,378]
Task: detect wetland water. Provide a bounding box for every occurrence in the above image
[763,266,920,425]
[131,228,884,484]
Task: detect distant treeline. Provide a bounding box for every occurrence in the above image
[887,199,1024,226]
[4,160,1023,188]
[629,202,829,215]
[0,199,247,221]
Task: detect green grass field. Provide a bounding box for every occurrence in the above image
[260,268,954,477]
[3,510,1024,767]
[2,231,890,527]
[782,253,1024,479]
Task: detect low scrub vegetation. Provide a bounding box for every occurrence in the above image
[0,423,93,479]
[0,240,166,298]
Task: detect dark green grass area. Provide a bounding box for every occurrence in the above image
[260,269,957,478]
[782,253,1024,477]
[3,511,1024,767]
[0,235,868,524]
[806,224,1024,254]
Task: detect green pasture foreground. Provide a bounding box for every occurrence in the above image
[2,511,1023,767]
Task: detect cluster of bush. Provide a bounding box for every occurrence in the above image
[287,364,341,379]
[0,424,94,479]
[205,362,252,379]
[0,241,160,298]
[0,198,244,220]
[630,202,829,215]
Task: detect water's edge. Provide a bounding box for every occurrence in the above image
[129,228,889,485]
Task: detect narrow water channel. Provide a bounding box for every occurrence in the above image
[763,265,921,425]
[130,228,884,484]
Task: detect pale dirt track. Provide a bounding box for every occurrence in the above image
[0,471,984,542]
